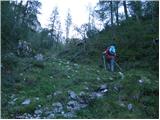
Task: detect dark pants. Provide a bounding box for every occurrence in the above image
[101,54,115,72]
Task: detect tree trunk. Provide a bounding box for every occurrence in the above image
[110,1,113,26]
[123,1,128,20]
[116,1,119,26]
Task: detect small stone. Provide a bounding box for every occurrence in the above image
[74,63,78,66]
[8,101,15,105]
[63,112,77,118]
[97,77,101,81]
[53,91,62,96]
[61,111,65,115]
[11,94,16,99]
[38,105,41,108]
[79,91,85,96]
[22,99,31,105]
[20,73,23,76]
[34,53,44,61]
[68,91,77,100]
[90,92,103,99]
[101,89,108,93]
[67,101,81,111]
[67,76,71,79]
[13,98,18,102]
[118,72,124,79]
[35,97,39,101]
[138,79,144,84]
[128,103,133,111]
[47,95,52,99]
[100,84,107,90]
[109,77,113,80]
[47,113,55,119]
[52,102,63,113]
[34,110,42,115]
[84,86,89,90]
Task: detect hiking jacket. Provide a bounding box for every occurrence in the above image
[105,47,116,60]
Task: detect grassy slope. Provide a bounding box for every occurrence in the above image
[2,54,158,118]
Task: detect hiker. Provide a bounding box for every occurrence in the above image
[103,44,116,72]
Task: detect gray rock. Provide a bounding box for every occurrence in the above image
[85,86,89,90]
[138,79,144,84]
[53,91,62,96]
[11,94,16,99]
[79,91,85,97]
[38,105,42,108]
[119,102,125,107]
[96,84,108,93]
[68,91,78,100]
[101,89,108,93]
[90,92,104,100]
[128,103,133,111]
[67,101,81,111]
[44,111,52,116]
[8,101,15,105]
[47,95,52,99]
[97,77,101,81]
[52,102,63,113]
[22,99,31,105]
[34,53,44,61]
[34,109,42,115]
[16,113,32,119]
[118,72,124,79]
[63,112,77,118]
[47,113,55,119]
[35,97,39,101]
[109,77,113,80]
[100,84,108,90]
[113,83,123,92]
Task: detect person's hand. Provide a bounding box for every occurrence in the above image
[102,51,106,54]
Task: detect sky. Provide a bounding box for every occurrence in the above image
[38,0,99,27]
[37,0,100,38]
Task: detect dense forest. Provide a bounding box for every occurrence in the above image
[1,0,159,119]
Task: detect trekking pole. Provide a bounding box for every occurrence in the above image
[102,54,107,71]
[114,61,122,72]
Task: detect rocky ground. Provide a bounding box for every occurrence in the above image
[2,54,159,118]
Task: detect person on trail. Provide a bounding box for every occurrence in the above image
[103,44,116,72]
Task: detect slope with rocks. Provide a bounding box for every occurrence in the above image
[2,54,158,119]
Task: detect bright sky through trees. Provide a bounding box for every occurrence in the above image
[38,0,99,28]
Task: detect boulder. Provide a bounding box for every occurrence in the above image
[22,99,31,105]
[68,91,78,100]
[67,101,81,111]
[52,102,63,113]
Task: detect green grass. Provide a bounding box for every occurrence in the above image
[1,56,159,118]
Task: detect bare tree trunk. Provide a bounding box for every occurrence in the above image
[116,1,119,26]
[110,1,113,26]
[123,1,128,20]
